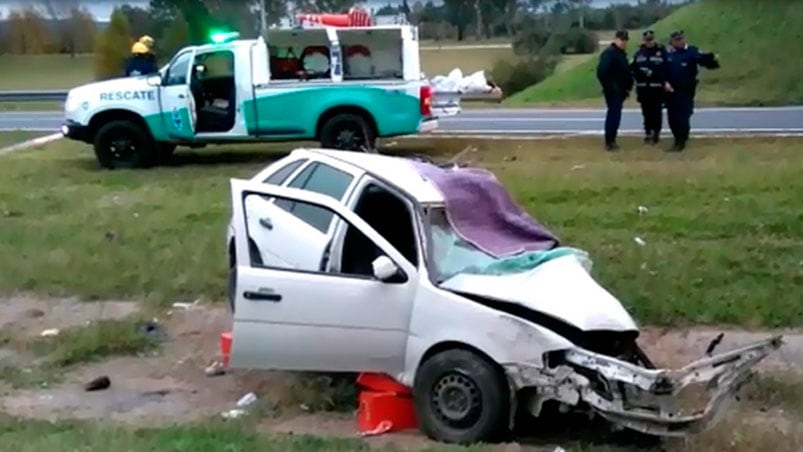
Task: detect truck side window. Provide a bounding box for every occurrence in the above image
[263,158,307,185]
[276,162,354,232]
[165,52,192,86]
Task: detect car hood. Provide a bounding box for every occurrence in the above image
[69,76,156,98]
[439,254,638,332]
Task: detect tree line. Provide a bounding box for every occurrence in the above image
[0,0,684,56]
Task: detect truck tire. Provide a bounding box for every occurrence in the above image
[319,113,377,152]
[156,143,177,162]
[93,120,156,169]
[413,349,510,444]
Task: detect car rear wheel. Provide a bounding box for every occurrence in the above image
[319,113,377,152]
[413,349,510,444]
[93,120,155,169]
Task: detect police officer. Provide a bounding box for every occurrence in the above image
[125,42,159,77]
[664,30,720,151]
[631,30,667,145]
[596,30,633,151]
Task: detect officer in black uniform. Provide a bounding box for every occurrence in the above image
[631,30,667,145]
[596,30,633,151]
[664,30,720,151]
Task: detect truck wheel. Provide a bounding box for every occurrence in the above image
[93,120,155,169]
[156,143,177,162]
[319,113,377,152]
[413,349,509,444]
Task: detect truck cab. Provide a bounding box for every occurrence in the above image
[61,25,448,169]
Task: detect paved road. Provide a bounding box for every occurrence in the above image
[0,107,801,136]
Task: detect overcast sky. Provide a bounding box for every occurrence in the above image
[0,1,686,22]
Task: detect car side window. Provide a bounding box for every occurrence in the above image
[276,162,354,232]
[263,158,307,185]
[165,51,192,86]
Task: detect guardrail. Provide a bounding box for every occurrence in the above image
[0,90,68,102]
[0,90,502,104]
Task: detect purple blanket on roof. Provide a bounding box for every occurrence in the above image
[412,161,560,257]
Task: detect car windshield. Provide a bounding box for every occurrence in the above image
[427,207,498,282]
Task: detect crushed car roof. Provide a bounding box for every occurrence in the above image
[296,148,446,204]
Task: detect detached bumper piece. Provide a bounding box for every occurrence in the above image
[564,336,783,436]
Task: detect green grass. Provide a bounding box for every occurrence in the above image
[0,131,43,148]
[508,0,803,106]
[0,135,801,327]
[0,49,513,90]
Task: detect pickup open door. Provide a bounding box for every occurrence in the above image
[246,37,269,135]
[229,179,418,374]
[158,49,197,140]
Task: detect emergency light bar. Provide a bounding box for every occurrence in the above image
[210,31,240,44]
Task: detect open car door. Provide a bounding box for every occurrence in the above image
[229,179,418,374]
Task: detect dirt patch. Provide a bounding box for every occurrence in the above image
[0,296,139,338]
[1,297,801,449]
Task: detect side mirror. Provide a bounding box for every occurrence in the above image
[371,255,400,282]
[146,74,161,86]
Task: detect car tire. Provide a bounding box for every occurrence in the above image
[319,113,377,152]
[93,120,156,169]
[413,349,510,444]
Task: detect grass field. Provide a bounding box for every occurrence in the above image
[508,0,803,106]
[0,135,801,327]
[0,46,514,91]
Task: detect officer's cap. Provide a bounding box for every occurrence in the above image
[670,30,685,40]
[642,29,655,40]
[615,30,629,41]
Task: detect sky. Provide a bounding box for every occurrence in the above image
[0,1,686,22]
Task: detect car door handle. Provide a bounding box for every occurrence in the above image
[243,291,282,302]
[259,217,273,230]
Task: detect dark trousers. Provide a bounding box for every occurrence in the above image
[604,91,625,145]
[666,92,694,144]
[637,89,664,135]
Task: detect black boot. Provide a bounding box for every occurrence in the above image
[643,131,653,144]
[669,140,685,152]
[605,142,620,151]
[651,130,660,144]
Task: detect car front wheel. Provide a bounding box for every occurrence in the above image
[93,120,155,169]
[413,349,510,444]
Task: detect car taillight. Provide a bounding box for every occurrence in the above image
[420,85,432,117]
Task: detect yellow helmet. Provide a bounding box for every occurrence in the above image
[131,42,149,55]
[138,35,155,48]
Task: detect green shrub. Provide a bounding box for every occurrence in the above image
[545,28,599,55]
[93,8,131,80]
[491,56,559,98]
[512,28,552,56]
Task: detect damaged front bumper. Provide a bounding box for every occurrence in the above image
[506,335,783,437]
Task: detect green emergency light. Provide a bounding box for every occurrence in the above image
[210,31,240,44]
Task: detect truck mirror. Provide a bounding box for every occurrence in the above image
[146,75,161,86]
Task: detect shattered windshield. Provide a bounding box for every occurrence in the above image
[427,207,589,283]
[428,207,497,282]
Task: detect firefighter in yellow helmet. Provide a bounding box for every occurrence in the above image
[125,41,158,77]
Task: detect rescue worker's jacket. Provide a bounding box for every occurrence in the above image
[631,44,667,91]
[665,45,720,96]
[596,43,633,97]
[125,55,159,77]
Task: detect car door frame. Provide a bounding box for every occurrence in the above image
[158,48,197,140]
[229,178,419,373]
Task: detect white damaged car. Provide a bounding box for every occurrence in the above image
[225,148,782,444]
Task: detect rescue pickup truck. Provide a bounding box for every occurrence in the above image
[61,26,450,169]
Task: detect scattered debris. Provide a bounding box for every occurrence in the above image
[634,236,647,246]
[637,205,649,215]
[706,333,725,356]
[221,409,246,419]
[552,447,567,452]
[84,376,111,392]
[205,361,226,377]
[39,328,59,337]
[359,420,393,437]
[570,164,585,171]
[171,299,200,310]
[136,321,167,341]
[236,392,257,408]
[23,308,45,318]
